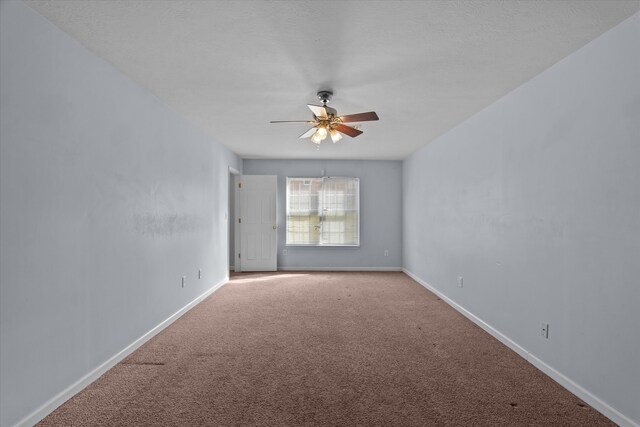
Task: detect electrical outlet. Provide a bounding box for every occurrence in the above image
[458,276,464,288]
[181,276,186,288]
[198,269,202,279]
[384,249,389,257]
[540,322,549,339]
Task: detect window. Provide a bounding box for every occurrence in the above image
[286,177,359,246]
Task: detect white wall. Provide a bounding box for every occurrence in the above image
[0,2,241,426]
[243,160,402,270]
[403,13,640,426]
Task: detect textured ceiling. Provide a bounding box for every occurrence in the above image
[26,0,640,160]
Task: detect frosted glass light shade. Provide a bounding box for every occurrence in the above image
[330,129,342,143]
[316,126,328,139]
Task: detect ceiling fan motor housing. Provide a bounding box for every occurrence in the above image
[317,90,333,105]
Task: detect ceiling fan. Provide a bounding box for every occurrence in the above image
[270,91,379,145]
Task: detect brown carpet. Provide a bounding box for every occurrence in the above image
[39,272,613,426]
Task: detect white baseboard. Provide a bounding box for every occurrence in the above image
[403,269,638,427]
[278,266,403,272]
[15,277,229,427]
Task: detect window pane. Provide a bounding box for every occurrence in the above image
[286,178,322,244]
[321,177,359,246]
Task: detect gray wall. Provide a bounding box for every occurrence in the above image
[243,160,402,270]
[403,13,640,425]
[0,2,241,426]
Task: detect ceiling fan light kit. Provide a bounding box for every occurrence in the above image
[270,90,379,147]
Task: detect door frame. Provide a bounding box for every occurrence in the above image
[228,166,240,274]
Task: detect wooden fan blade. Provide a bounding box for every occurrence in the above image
[335,123,363,138]
[270,120,314,123]
[298,127,317,139]
[307,104,328,118]
[339,111,379,123]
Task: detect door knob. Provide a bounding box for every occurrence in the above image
[273,225,277,230]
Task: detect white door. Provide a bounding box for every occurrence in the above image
[237,175,277,271]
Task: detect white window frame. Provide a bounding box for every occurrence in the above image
[285,176,360,247]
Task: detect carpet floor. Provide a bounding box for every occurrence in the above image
[39,272,613,426]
